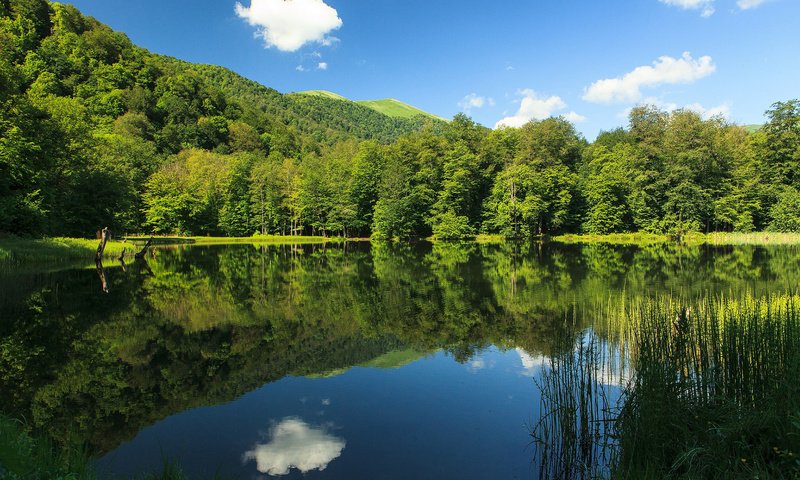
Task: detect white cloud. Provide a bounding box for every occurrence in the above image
[684,102,732,119]
[295,65,306,72]
[620,97,732,120]
[317,62,328,70]
[494,89,585,128]
[564,111,588,123]
[660,0,715,17]
[583,52,716,104]
[243,418,346,476]
[737,0,768,9]
[235,0,343,52]
[458,93,495,113]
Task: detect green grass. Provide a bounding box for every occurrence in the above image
[295,90,348,101]
[742,124,763,134]
[551,232,672,245]
[552,231,800,246]
[123,235,354,245]
[0,237,133,266]
[701,231,800,245]
[294,90,445,121]
[355,98,446,121]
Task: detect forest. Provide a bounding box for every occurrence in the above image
[2,0,800,240]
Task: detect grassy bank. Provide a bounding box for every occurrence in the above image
[122,235,355,244]
[552,231,800,245]
[0,235,362,266]
[550,232,673,245]
[0,237,131,266]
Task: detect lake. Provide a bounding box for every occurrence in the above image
[1,241,799,479]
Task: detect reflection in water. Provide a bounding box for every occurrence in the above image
[243,418,346,476]
[2,241,800,477]
[517,348,545,376]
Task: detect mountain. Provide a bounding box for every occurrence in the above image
[296,90,446,121]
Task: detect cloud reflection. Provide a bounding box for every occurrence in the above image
[517,348,546,376]
[243,418,345,476]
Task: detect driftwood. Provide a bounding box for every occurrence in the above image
[135,237,153,260]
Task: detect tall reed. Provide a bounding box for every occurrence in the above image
[534,293,800,479]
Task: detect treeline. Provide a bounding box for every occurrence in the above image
[2,1,799,239]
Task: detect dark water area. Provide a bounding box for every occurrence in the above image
[1,241,799,478]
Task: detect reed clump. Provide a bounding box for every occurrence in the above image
[616,294,800,478]
[534,294,800,479]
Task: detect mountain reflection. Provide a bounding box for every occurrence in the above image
[243,418,346,476]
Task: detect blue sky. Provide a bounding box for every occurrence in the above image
[64,0,799,139]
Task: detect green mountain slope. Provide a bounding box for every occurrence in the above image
[357,99,445,121]
[297,90,445,121]
[299,90,348,101]
[742,124,763,133]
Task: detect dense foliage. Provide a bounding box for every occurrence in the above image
[1,1,800,239]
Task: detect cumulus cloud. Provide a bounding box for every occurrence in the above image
[317,62,328,70]
[737,0,768,9]
[235,0,343,52]
[660,0,715,17]
[620,97,732,121]
[583,52,715,104]
[684,102,732,119]
[564,111,588,123]
[243,418,346,476]
[495,90,585,128]
[458,94,495,113]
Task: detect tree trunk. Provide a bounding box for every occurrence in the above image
[95,227,109,262]
[135,237,153,260]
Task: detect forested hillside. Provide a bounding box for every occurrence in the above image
[1,0,799,239]
[0,0,440,236]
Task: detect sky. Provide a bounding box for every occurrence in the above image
[63,0,800,139]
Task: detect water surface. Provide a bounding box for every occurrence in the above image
[1,241,798,478]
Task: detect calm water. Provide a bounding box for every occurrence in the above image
[1,241,799,479]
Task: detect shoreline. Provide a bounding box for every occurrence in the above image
[4,232,800,265]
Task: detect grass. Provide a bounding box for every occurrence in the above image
[122,235,355,245]
[551,232,673,245]
[701,231,800,245]
[294,90,348,101]
[0,237,134,266]
[355,99,446,121]
[534,293,800,479]
[294,90,445,121]
[552,231,800,246]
